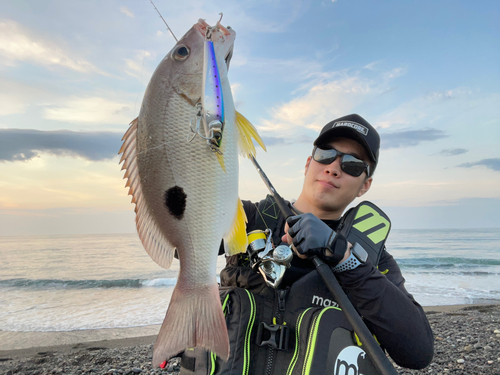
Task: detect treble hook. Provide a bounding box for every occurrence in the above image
[186,103,224,155]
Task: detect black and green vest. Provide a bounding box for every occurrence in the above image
[179,196,389,375]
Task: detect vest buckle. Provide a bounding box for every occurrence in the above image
[256,322,289,350]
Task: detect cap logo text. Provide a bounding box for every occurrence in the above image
[332,121,369,136]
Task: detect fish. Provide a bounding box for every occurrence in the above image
[119,18,265,366]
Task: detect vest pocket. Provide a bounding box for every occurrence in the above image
[210,287,256,375]
[286,307,379,375]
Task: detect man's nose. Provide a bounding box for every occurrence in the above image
[324,156,341,176]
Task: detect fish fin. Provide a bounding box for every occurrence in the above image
[216,152,226,172]
[119,118,175,269]
[153,282,229,366]
[235,111,267,158]
[223,198,248,256]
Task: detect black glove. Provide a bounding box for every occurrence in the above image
[287,213,347,266]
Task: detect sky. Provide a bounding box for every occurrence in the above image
[0,0,499,235]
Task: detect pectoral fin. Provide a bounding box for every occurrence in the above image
[223,198,248,256]
[235,111,266,158]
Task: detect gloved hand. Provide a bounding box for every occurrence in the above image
[286,213,348,267]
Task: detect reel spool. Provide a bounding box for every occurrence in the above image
[247,229,293,289]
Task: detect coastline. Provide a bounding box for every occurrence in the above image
[0,304,485,355]
[1,303,499,374]
[0,304,476,357]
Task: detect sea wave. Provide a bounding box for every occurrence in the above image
[0,278,178,289]
[397,257,500,269]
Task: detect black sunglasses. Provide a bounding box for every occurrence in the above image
[312,146,370,177]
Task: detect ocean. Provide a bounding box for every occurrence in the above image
[1,229,499,333]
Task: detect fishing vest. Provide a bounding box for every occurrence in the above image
[179,196,390,375]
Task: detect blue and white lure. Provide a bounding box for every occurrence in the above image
[189,21,225,154]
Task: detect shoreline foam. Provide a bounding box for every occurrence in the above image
[1,304,497,355]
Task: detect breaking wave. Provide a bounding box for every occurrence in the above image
[0,277,178,289]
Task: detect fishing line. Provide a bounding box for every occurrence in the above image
[240,162,271,232]
[133,50,148,118]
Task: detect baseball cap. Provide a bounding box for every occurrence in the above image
[313,114,380,173]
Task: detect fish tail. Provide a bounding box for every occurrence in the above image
[152,282,229,367]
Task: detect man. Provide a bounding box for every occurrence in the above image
[181,114,433,374]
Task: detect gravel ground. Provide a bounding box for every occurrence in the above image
[1,304,499,375]
[397,304,500,375]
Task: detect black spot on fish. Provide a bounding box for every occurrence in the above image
[165,186,187,220]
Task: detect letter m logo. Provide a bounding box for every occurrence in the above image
[352,205,390,245]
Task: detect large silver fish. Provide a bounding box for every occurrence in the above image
[119,19,265,366]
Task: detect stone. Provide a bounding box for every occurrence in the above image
[457,359,465,364]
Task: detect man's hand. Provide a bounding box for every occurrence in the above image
[281,213,351,266]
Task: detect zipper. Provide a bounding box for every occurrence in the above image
[302,307,341,375]
[209,292,255,375]
[265,288,288,375]
[209,294,232,375]
[243,289,256,375]
[286,308,313,375]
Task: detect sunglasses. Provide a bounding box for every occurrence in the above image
[312,146,370,177]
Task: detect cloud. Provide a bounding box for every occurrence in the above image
[457,158,500,172]
[124,50,154,79]
[374,87,476,129]
[120,6,134,18]
[0,77,54,116]
[363,60,382,71]
[43,96,136,125]
[259,75,372,135]
[382,198,500,229]
[0,19,103,74]
[381,128,448,149]
[437,148,468,156]
[260,136,307,146]
[0,129,123,162]
[383,67,407,80]
[253,63,411,143]
[241,56,326,85]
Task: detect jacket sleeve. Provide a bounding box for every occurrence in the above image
[335,249,434,369]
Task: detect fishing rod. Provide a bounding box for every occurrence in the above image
[249,155,398,375]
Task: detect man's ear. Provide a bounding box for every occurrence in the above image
[357,177,373,197]
[304,156,312,175]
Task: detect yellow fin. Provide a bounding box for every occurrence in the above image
[216,152,226,172]
[224,198,248,256]
[235,111,266,158]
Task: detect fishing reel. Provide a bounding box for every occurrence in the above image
[247,229,293,289]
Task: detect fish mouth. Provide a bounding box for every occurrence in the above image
[194,19,210,36]
[194,19,234,70]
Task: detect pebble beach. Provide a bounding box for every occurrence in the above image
[1,304,499,375]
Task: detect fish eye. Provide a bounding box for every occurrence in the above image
[173,45,190,60]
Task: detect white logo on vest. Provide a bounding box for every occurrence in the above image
[334,346,370,375]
